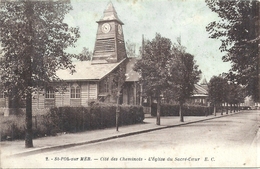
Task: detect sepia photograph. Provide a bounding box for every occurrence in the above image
[0,0,259,168]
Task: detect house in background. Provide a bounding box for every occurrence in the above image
[188,84,209,106]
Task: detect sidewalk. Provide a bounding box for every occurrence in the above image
[0,111,240,158]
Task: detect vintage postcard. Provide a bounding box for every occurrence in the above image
[0,0,259,168]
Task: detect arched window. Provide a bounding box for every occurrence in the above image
[71,85,81,98]
[45,89,54,98]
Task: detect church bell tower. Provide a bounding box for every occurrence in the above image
[92,2,127,64]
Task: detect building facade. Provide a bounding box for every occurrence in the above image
[0,2,212,115]
[0,2,140,115]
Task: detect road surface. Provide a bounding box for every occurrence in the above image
[2,110,259,168]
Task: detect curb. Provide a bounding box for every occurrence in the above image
[10,111,241,158]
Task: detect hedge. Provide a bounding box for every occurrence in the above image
[0,103,144,141]
[151,103,213,116]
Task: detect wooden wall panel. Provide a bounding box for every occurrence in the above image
[38,92,45,109]
[95,38,115,52]
[0,98,5,107]
[32,91,45,109]
[81,83,89,107]
[70,99,81,107]
[32,93,38,109]
[55,92,64,107]
[89,83,97,99]
[63,91,70,106]
[44,99,55,108]
[122,87,128,104]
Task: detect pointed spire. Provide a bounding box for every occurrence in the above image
[98,2,123,24]
[201,77,208,85]
[105,1,116,13]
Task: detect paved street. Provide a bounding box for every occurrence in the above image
[2,110,259,168]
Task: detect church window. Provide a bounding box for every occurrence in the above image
[70,85,81,98]
[45,89,54,98]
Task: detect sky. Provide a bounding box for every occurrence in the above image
[64,0,232,83]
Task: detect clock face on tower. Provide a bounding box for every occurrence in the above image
[118,25,122,35]
[101,23,111,33]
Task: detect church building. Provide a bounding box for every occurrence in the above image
[0,2,140,114]
[30,2,140,110]
[0,2,209,115]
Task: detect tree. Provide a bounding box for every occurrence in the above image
[0,1,80,147]
[111,63,126,131]
[226,82,245,113]
[206,0,259,102]
[166,43,201,122]
[76,47,92,61]
[125,40,137,58]
[134,33,173,125]
[208,76,228,116]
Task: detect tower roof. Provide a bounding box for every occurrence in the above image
[97,2,123,24]
[201,78,208,85]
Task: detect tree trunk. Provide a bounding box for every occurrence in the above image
[24,0,34,148]
[230,104,233,113]
[156,97,161,125]
[213,104,216,116]
[226,103,228,114]
[25,93,33,148]
[116,91,120,131]
[179,103,184,122]
[221,103,223,115]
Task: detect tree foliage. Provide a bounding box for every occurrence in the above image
[167,44,201,104]
[208,75,228,115]
[134,33,172,98]
[125,40,137,58]
[134,33,173,125]
[206,0,259,101]
[0,0,80,147]
[134,34,201,123]
[208,76,228,105]
[76,47,92,61]
[165,43,201,121]
[0,0,79,95]
[226,82,245,106]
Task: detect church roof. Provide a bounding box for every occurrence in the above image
[56,59,125,81]
[98,2,123,24]
[192,84,208,97]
